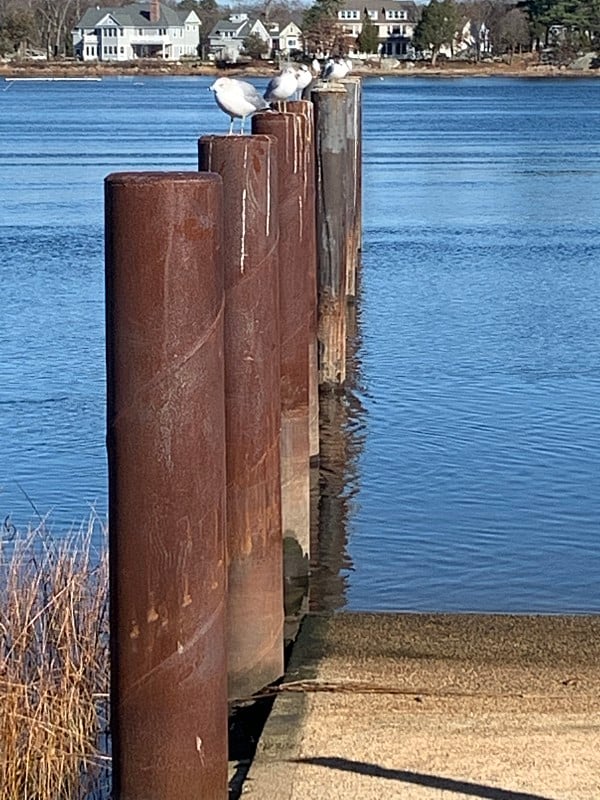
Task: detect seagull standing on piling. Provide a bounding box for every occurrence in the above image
[209,77,270,135]
[322,57,350,82]
[295,64,313,99]
[263,66,298,105]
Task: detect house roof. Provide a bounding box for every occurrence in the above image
[209,18,251,38]
[278,21,302,36]
[340,0,420,22]
[76,2,198,29]
[209,16,270,40]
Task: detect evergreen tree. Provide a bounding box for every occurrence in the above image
[356,9,379,54]
[0,8,34,56]
[522,0,600,47]
[303,0,344,55]
[242,32,269,58]
[413,0,461,65]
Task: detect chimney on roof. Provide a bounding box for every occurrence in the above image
[150,0,160,23]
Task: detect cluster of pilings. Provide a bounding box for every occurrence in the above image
[104,77,361,800]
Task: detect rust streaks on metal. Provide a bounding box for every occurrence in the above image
[105,171,228,799]
[198,136,284,700]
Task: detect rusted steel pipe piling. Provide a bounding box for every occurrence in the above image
[252,106,314,587]
[105,172,228,799]
[198,136,284,700]
[312,85,349,387]
[341,77,362,301]
[285,100,320,463]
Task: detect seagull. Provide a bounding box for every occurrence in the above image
[295,64,313,99]
[263,66,298,105]
[311,58,321,77]
[322,57,350,82]
[209,77,269,135]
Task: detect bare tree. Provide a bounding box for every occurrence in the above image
[498,7,530,61]
[35,0,78,57]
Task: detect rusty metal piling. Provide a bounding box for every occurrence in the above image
[252,106,315,589]
[198,135,284,701]
[285,100,320,463]
[105,172,228,799]
[312,85,349,387]
[341,77,362,301]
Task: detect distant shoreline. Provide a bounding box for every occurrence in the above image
[1,58,599,80]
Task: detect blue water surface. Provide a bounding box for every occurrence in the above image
[1,76,599,612]
[348,77,600,612]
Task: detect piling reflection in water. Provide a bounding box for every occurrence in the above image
[309,287,366,614]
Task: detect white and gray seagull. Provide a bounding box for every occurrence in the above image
[263,66,298,105]
[295,64,313,99]
[209,77,270,135]
[322,57,350,82]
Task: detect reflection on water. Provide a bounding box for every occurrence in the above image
[310,297,366,613]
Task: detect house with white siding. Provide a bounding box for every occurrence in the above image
[208,14,271,62]
[269,21,303,56]
[72,0,201,62]
[335,0,420,58]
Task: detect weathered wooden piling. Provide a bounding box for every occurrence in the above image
[285,100,320,463]
[312,85,349,387]
[198,135,284,701]
[105,172,228,799]
[252,106,314,587]
[341,77,362,300]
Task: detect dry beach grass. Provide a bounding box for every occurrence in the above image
[0,518,110,799]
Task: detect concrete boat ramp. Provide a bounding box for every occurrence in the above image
[236,612,600,799]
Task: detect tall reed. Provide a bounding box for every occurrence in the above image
[0,516,110,799]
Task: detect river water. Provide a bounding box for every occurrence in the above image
[1,76,599,613]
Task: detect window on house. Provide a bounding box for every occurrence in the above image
[368,10,377,19]
[120,46,124,52]
[339,9,359,19]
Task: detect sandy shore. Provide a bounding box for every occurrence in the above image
[1,58,599,80]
